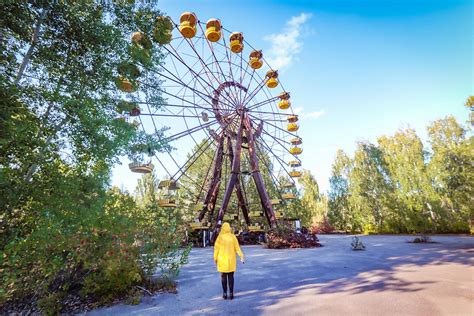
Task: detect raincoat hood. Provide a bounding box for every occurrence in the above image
[220,222,231,234]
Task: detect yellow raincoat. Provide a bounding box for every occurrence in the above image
[214,223,244,273]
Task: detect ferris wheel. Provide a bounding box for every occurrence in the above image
[115,12,303,233]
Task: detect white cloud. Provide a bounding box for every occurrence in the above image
[292,107,325,120]
[264,13,312,71]
[293,106,304,115]
[305,110,325,119]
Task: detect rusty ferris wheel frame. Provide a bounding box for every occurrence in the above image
[124,13,303,238]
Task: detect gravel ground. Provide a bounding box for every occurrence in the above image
[86,235,474,316]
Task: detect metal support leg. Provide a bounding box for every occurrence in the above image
[244,114,277,227]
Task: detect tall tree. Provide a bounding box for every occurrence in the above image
[327,150,354,231]
[378,129,439,233]
[0,2,181,309]
[427,116,473,232]
[348,142,394,232]
[0,2,168,239]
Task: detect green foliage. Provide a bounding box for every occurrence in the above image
[283,170,329,229]
[153,16,173,45]
[0,1,190,312]
[327,114,473,234]
[134,173,191,279]
[328,150,354,231]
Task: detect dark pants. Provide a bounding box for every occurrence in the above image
[221,272,234,294]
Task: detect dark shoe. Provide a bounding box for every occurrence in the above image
[223,293,227,300]
[230,293,234,300]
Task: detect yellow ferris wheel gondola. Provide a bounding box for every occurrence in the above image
[288,160,301,168]
[287,122,299,132]
[205,18,222,42]
[290,137,302,145]
[158,179,177,190]
[266,70,279,88]
[278,92,291,109]
[289,170,302,178]
[179,12,198,38]
[282,193,296,200]
[290,147,302,155]
[230,32,244,53]
[249,50,263,69]
[157,198,176,208]
[287,114,299,132]
[270,198,281,205]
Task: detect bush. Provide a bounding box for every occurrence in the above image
[237,232,265,245]
[310,218,335,234]
[0,188,190,314]
[363,223,377,235]
[265,225,321,249]
[412,235,432,243]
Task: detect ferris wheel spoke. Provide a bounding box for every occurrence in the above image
[246,96,279,111]
[138,82,212,112]
[236,41,244,105]
[166,45,207,98]
[146,67,216,108]
[162,45,224,102]
[239,59,269,107]
[162,119,219,143]
[248,113,299,138]
[248,110,286,122]
[219,34,237,97]
[260,127,292,146]
[219,33,243,105]
[161,141,204,194]
[187,61,238,124]
[256,137,296,181]
[169,34,188,51]
[193,139,221,205]
[247,109,294,116]
[179,51,202,60]
[196,23,240,105]
[182,104,218,162]
[239,68,256,106]
[167,44,215,102]
[237,47,250,105]
[168,37,239,109]
[136,101,213,111]
[241,77,267,106]
[173,126,221,181]
[134,113,171,178]
[260,129,299,161]
[139,112,214,119]
[134,113,187,189]
[152,153,173,178]
[254,145,290,194]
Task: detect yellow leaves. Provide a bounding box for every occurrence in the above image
[131,272,142,282]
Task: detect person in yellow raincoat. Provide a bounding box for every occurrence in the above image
[214,222,244,300]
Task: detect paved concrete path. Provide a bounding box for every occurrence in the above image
[88,235,474,315]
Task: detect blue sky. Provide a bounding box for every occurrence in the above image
[111,0,472,193]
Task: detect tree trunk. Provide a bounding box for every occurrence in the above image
[14,7,49,85]
[24,116,69,182]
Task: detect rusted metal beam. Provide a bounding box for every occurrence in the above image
[244,113,277,227]
[211,111,246,243]
[227,136,251,225]
[215,113,245,224]
[199,134,224,221]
